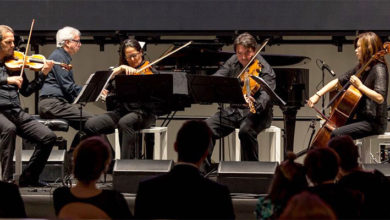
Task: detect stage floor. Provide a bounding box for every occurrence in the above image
[20,174,261,220]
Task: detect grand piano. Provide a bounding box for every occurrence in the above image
[118,46,311,158]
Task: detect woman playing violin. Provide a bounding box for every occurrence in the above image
[308,32,388,140]
[205,32,276,167]
[84,39,158,159]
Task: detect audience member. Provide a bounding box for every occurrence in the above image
[53,136,132,219]
[304,147,362,219]
[134,120,235,219]
[279,191,337,220]
[255,152,308,220]
[328,135,390,219]
[0,181,26,217]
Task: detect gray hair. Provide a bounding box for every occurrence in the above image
[56,26,80,47]
[0,25,13,41]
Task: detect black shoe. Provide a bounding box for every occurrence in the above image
[19,180,51,187]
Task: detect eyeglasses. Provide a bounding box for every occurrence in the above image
[71,39,81,45]
[125,52,140,59]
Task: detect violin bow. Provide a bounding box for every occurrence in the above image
[19,19,35,77]
[237,38,269,79]
[136,41,192,73]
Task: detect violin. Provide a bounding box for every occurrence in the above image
[240,59,262,113]
[5,51,72,71]
[133,61,153,75]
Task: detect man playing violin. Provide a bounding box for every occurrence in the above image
[39,26,94,149]
[0,25,56,186]
[205,32,276,167]
[307,32,388,140]
[84,39,157,159]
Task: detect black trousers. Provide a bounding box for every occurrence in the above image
[84,109,156,159]
[205,107,272,161]
[331,118,386,140]
[39,97,94,148]
[0,109,56,182]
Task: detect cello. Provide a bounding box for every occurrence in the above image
[310,42,390,148]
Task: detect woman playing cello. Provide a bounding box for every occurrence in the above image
[307,32,388,140]
[84,39,158,159]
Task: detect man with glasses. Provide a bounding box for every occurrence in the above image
[204,32,276,171]
[39,26,93,150]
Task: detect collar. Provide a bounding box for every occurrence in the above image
[59,47,72,61]
[175,162,199,169]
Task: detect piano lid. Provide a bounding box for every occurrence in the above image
[156,46,311,68]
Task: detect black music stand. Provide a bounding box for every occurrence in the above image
[187,75,246,162]
[73,70,114,131]
[114,74,173,105]
[114,74,173,158]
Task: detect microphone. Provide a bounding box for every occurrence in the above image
[319,59,336,77]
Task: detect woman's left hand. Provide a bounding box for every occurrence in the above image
[350,75,363,89]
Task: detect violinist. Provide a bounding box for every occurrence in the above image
[0,25,57,186]
[84,39,158,159]
[308,32,388,140]
[205,32,276,167]
[39,26,94,148]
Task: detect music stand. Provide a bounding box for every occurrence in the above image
[187,75,245,104]
[114,74,173,105]
[73,70,114,131]
[187,75,245,162]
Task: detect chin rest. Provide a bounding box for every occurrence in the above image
[31,115,69,132]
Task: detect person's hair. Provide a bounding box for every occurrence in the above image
[118,38,143,65]
[56,26,81,47]
[304,147,340,184]
[267,152,308,212]
[175,120,212,163]
[0,25,13,42]
[354,32,384,65]
[328,135,359,171]
[233,32,257,52]
[279,191,337,220]
[73,136,111,183]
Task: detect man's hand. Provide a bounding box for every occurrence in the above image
[7,76,23,88]
[41,60,54,75]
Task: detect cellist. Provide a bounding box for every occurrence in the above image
[84,39,158,159]
[308,32,388,140]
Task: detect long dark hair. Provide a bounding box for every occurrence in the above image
[118,38,143,65]
[354,32,384,65]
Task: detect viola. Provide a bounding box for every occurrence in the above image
[240,59,262,113]
[310,42,390,148]
[5,51,72,71]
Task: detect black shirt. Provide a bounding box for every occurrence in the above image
[213,54,276,116]
[0,62,46,110]
[338,62,388,130]
[53,187,133,219]
[40,47,82,103]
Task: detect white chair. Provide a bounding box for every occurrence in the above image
[230,126,282,163]
[360,132,390,163]
[114,127,168,160]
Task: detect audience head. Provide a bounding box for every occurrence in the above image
[279,191,337,220]
[328,135,359,172]
[268,152,308,203]
[175,120,212,164]
[304,147,340,185]
[73,136,111,184]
